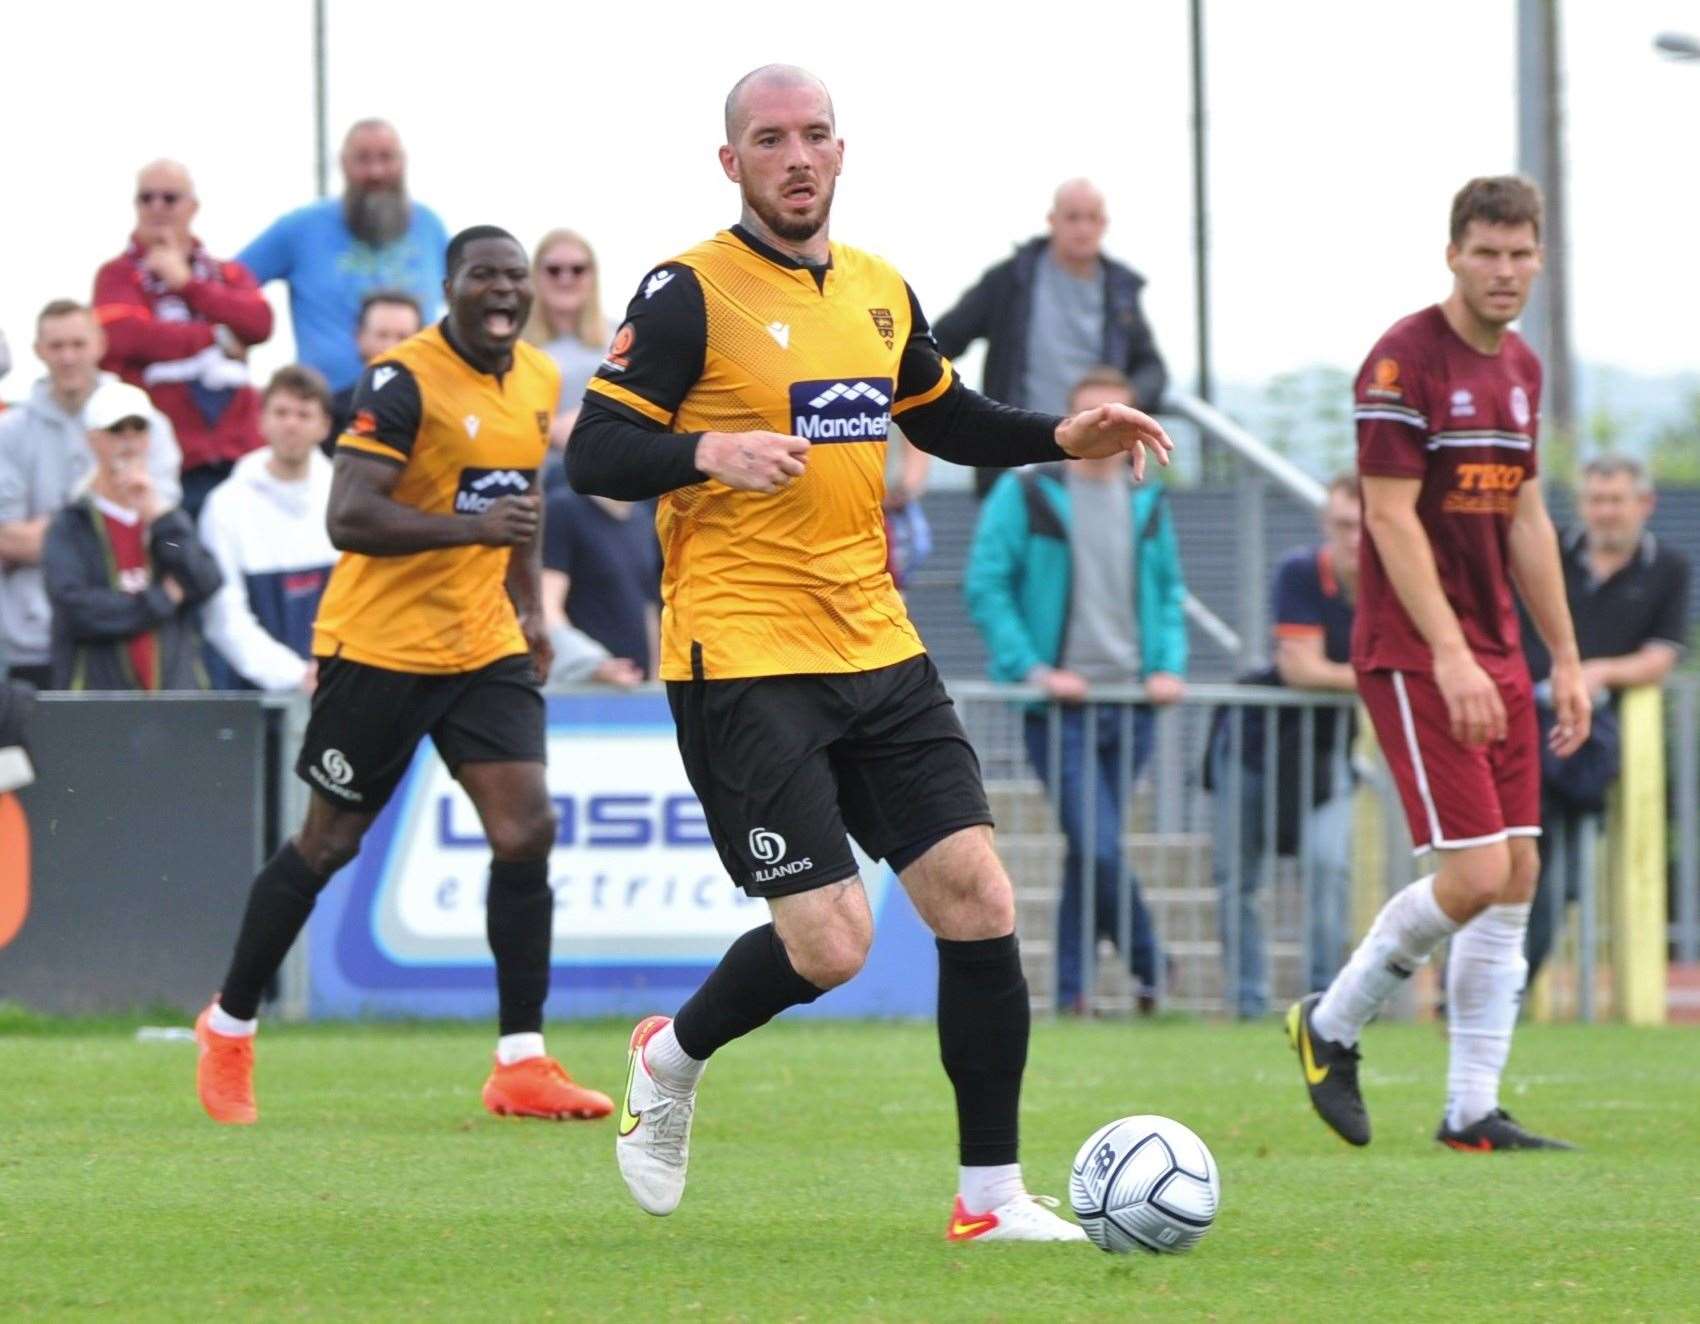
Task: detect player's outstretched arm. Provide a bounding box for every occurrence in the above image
[327,451,538,556]
[1361,474,1506,748]
[1508,479,1591,757]
[1055,403,1174,482]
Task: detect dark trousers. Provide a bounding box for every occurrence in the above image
[1022,704,1159,1007]
[1526,788,1598,985]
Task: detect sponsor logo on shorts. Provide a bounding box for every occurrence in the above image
[788,377,892,444]
[453,467,535,515]
[308,748,362,802]
[748,827,811,884]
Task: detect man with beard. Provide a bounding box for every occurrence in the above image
[568,64,1174,1239]
[239,120,449,394]
[195,227,613,1127]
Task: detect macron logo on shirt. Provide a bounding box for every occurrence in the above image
[372,366,398,391]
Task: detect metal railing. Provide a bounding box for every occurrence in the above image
[950,676,1700,1023]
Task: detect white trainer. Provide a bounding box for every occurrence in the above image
[616,1016,697,1216]
[947,1192,1090,1243]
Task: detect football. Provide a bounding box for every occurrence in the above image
[1068,1115,1221,1254]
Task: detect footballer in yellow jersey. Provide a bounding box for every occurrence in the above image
[197,227,610,1130]
[569,65,1174,1235]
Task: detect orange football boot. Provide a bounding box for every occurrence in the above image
[482,1055,613,1120]
[195,1002,257,1125]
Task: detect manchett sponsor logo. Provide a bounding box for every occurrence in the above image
[789,378,893,444]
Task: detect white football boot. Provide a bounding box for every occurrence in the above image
[616,1016,698,1216]
[947,1192,1090,1243]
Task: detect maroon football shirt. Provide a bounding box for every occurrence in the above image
[1351,304,1542,675]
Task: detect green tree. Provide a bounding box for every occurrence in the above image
[1649,389,1700,487]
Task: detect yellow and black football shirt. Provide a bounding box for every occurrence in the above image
[314,322,558,674]
[582,227,989,681]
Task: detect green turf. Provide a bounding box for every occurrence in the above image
[1,1017,1695,1321]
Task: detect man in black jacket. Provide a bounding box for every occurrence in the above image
[933,179,1169,496]
[42,380,221,689]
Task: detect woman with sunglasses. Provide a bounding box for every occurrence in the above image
[524,230,608,462]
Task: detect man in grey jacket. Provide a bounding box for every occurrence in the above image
[0,301,181,686]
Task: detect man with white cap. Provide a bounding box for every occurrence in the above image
[41,379,221,690]
[0,300,181,687]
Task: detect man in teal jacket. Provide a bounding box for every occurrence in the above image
[965,367,1188,1011]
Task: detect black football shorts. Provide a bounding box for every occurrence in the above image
[296,653,545,813]
[667,653,992,898]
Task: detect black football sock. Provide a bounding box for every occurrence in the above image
[937,933,1029,1167]
[672,923,825,1060]
[218,841,331,1020]
[486,857,554,1036]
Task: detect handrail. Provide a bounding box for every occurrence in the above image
[1165,388,1327,509]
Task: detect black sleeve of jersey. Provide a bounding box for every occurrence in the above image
[566,401,706,501]
[340,360,422,460]
[588,262,707,425]
[894,285,1066,467]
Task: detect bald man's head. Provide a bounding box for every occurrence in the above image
[134,159,198,246]
[724,64,835,143]
[1048,178,1108,270]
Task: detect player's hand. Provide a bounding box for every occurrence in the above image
[1029,664,1089,704]
[1055,402,1174,482]
[696,431,810,493]
[519,607,552,682]
[1546,657,1593,759]
[142,243,192,291]
[300,658,319,696]
[472,494,540,547]
[1145,671,1186,705]
[159,575,185,606]
[1432,643,1506,748]
[592,657,644,688]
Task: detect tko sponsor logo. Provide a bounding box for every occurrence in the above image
[453,467,535,514]
[1444,461,1526,515]
[789,377,892,444]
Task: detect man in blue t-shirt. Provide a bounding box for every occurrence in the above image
[540,488,662,687]
[237,121,448,393]
[1209,475,1360,1016]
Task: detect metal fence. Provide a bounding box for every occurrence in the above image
[950,676,1700,1023]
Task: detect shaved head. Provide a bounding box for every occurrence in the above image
[724,64,835,142]
[136,158,195,198]
[1052,177,1105,213]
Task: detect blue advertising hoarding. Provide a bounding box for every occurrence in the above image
[307,693,938,1019]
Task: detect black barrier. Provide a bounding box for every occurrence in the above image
[0,695,273,1014]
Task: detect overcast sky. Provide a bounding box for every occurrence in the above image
[3,0,1696,400]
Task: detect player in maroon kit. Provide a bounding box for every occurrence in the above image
[1287,176,1590,1152]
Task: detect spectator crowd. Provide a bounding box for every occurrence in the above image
[1,129,1690,1016]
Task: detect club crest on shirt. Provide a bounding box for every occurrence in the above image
[536,411,550,440]
[1510,385,1531,427]
[868,307,895,349]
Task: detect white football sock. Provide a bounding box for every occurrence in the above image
[645,1021,705,1094]
[209,1002,257,1038]
[1445,902,1530,1131]
[1312,875,1458,1047]
[960,1163,1025,1213]
[495,1032,546,1066]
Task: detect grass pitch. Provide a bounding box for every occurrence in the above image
[0,1014,1695,1321]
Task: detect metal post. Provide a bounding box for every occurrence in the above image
[1676,679,1700,963]
[1189,0,1211,407]
[1235,469,1267,671]
[313,0,330,199]
[1517,0,1576,460]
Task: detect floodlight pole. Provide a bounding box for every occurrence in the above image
[313,0,330,199]
[1189,0,1212,409]
[1517,0,1576,468]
